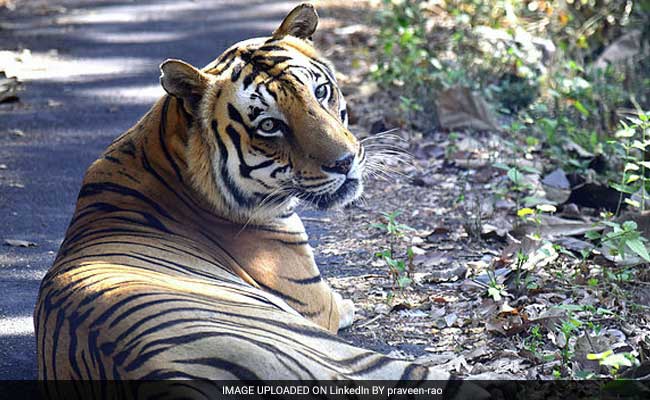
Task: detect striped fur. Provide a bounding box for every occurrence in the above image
[34,3,486,397]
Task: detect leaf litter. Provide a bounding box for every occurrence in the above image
[314,0,650,380]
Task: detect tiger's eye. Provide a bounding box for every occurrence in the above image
[260,118,277,132]
[315,84,328,100]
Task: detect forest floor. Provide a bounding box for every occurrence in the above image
[312,1,650,380]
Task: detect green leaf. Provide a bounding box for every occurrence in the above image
[626,238,650,262]
[507,168,522,184]
[624,198,641,208]
[521,165,541,174]
[632,140,647,150]
[624,163,639,172]
[536,204,557,213]
[622,220,638,231]
[587,349,613,361]
[615,128,635,138]
[575,370,596,379]
[517,208,535,217]
[397,276,412,288]
[487,287,502,301]
[610,182,637,194]
[585,230,602,240]
[600,353,633,369]
[601,221,621,229]
[574,100,590,117]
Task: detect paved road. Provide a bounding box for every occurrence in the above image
[0,0,304,379]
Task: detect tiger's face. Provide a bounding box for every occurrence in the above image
[160,4,365,222]
[209,37,362,212]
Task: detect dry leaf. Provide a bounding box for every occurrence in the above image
[4,239,37,247]
[0,71,20,103]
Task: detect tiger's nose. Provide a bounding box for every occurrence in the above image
[322,154,354,175]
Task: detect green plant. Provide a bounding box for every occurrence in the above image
[549,305,618,376]
[372,211,416,291]
[586,218,650,263]
[517,204,557,240]
[557,316,582,372]
[587,350,640,377]
[373,0,442,126]
[523,324,550,361]
[512,249,529,294]
[372,211,415,238]
[493,163,539,211]
[375,249,413,289]
[485,269,508,301]
[609,111,650,214]
[373,0,650,140]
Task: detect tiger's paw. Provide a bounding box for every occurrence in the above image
[334,292,355,330]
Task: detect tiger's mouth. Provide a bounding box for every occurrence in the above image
[307,178,362,210]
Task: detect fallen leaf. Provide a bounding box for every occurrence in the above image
[421,264,467,282]
[4,239,37,247]
[513,214,601,239]
[0,71,20,103]
[486,313,526,336]
[430,306,446,319]
[464,345,491,361]
[445,312,458,327]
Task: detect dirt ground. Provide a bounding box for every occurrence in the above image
[310,1,650,379]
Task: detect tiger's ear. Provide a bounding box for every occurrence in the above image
[273,3,318,40]
[160,59,209,116]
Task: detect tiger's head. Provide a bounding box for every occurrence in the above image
[159,4,364,223]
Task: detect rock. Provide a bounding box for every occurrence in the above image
[568,182,623,212]
[436,87,500,131]
[543,168,570,190]
[594,30,646,69]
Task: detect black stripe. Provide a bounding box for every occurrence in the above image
[257,282,307,307]
[104,155,121,164]
[286,274,322,285]
[159,96,185,183]
[175,357,260,380]
[78,182,177,224]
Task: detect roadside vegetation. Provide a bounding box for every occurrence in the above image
[316,0,650,381]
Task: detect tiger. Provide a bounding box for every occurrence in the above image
[34,3,488,398]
